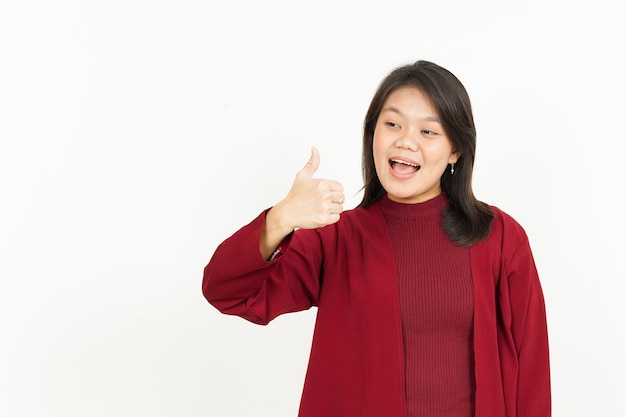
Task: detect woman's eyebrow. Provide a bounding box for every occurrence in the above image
[381,106,403,116]
[381,106,441,122]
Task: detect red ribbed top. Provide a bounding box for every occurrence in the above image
[379,193,475,417]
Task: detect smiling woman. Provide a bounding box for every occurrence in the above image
[373,87,459,204]
[202,61,551,417]
[360,61,494,247]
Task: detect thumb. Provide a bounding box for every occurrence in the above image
[296,146,320,179]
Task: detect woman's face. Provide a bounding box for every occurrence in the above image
[373,86,459,204]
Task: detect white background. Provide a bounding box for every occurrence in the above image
[1,0,624,416]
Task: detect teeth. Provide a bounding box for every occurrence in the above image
[390,159,419,168]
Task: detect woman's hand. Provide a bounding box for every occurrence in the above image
[260,147,344,259]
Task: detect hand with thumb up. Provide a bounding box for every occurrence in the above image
[260,147,345,259]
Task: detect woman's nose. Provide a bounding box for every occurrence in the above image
[394,130,419,151]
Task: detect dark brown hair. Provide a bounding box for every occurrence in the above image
[359,60,494,246]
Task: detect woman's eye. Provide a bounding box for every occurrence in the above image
[422,129,438,136]
[385,122,399,128]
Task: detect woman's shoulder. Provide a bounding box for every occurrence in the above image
[489,205,527,232]
[343,201,381,218]
[480,203,530,251]
[313,201,385,239]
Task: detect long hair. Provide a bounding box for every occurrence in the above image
[358,60,494,246]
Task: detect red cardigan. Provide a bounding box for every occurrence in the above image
[203,201,551,417]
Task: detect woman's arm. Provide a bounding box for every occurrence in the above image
[203,147,345,324]
[507,240,551,417]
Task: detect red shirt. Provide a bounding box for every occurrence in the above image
[203,197,551,417]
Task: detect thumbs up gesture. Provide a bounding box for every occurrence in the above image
[276,146,344,229]
[261,147,344,259]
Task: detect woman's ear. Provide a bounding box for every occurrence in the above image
[449,150,461,165]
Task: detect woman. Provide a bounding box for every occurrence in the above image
[203,60,551,417]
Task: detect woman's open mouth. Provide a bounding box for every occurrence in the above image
[390,159,421,175]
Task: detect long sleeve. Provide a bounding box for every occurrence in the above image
[471,208,551,417]
[203,211,323,325]
[204,204,410,417]
[505,239,551,417]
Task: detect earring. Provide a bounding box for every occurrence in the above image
[450,163,455,175]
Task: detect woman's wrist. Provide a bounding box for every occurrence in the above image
[260,205,294,260]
